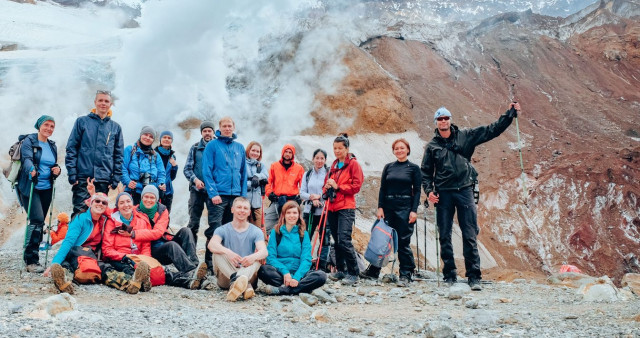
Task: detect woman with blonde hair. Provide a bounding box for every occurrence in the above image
[257,201,327,295]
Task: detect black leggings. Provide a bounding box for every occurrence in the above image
[258,264,327,295]
[19,188,52,265]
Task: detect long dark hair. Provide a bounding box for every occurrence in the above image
[275,201,306,237]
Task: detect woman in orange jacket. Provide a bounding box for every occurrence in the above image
[324,134,364,286]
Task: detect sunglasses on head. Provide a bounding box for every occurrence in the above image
[437,116,450,121]
[93,199,109,206]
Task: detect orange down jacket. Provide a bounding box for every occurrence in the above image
[265,144,305,197]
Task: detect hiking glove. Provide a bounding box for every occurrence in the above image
[251,176,260,188]
[269,192,277,202]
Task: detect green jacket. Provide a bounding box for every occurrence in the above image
[421,109,516,196]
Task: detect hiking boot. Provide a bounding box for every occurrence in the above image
[443,277,457,287]
[141,278,152,292]
[243,285,255,300]
[126,261,150,295]
[396,274,412,287]
[341,274,359,286]
[359,266,380,280]
[328,271,346,281]
[51,263,74,294]
[257,284,280,295]
[26,264,44,273]
[469,279,482,291]
[227,275,248,302]
[189,262,208,290]
[381,273,398,284]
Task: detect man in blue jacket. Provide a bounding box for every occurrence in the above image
[65,91,124,220]
[202,116,247,272]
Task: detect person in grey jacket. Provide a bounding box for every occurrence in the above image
[245,141,268,228]
[184,121,216,251]
[299,149,328,236]
[65,90,123,220]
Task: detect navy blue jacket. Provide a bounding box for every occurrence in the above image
[183,138,209,191]
[65,113,124,187]
[17,133,58,197]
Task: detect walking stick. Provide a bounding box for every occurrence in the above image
[414,219,420,274]
[44,179,56,269]
[21,181,35,276]
[434,204,440,287]
[314,201,330,270]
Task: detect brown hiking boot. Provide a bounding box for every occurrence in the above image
[51,264,74,294]
[243,284,255,300]
[226,275,248,302]
[126,261,150,295]
[189,262,208,290]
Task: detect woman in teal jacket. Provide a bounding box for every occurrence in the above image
[257,201,326,295]
[121,126,166,205]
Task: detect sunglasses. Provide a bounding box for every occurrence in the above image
[436,116,450,121]
[92,199,109,206]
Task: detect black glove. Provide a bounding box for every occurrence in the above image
[508,104,518,118]
[251,176,260,189]
[269,192,277,202]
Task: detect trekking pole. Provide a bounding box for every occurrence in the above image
[513,104,528,202]
[434,204,440,287]
[21,181,35,276]
[307,204,314,233]
[44,179,56,269]
[414,220,420,274]
[314,201,330,270]
[311,202,329,259]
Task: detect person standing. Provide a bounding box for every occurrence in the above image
[17,115,61,273]
[184,121,216,246]
[121,126,166,206]
[299,149,328,236]
[363,139,421,286]
[324,134,364,286]
[155,130,179,212]
[245,141,268,228]
[421,103,521,291]
[202,116,247,272]
[66,90,123,220]
[264,144,305,232]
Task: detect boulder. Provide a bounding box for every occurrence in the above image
[447,283,471,300]
[424,321,455,338]
[578,276,625,302]
[29,293,76,319]
[299,293,318,306]
[621,273,640,295]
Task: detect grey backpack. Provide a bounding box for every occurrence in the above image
[364,218,398,268]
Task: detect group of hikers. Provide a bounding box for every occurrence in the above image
[15,89,521,299]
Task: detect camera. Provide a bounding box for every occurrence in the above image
[259,179,268,196]
[322,187,337,202]
[139,172,151,187]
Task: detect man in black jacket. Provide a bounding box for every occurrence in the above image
[421,102,521,291]
[66,91,124,220]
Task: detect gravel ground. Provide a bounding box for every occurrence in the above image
[1,245,639,337]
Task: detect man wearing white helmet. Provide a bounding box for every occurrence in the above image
[421,102,521,291]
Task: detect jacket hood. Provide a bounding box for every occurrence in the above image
[280,144,296,161]
[434,124,459,140]
[90,108,113,118]
[215,130,237,143]
[330,153,356,171]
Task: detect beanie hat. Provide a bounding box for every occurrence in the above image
[34,115,55,130]
[141,185,159,201]
[434,107,452,124]
[140,126,156,139]
[115,192,133,208]
[160,130,173,140]
[200,121,215,132]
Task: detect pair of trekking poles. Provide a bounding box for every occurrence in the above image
[22,178,57,275]
[414,201,440,286]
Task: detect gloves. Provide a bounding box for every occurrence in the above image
[508,106,518,118]
[269,192,277,202]
[31,171,39,183]
[251,176,260,189]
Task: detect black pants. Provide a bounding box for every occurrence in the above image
[161,193,173,213]
[71,180,109,220]
[151,228,198,273]
[187,189,216,245]
[382,198,416,276]
[328,208,359,275]
[130,191,142,206]
[165,268,194,289]
[436,187,481,280]
[19,188,52,265]
[204,195,236,271]
[258,264,327,295]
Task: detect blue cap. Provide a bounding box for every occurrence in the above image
[160,130,173,140]
[434,107,452,124]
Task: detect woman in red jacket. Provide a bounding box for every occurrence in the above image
[324,134,364,286]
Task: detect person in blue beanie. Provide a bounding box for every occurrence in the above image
[155,130,178,212]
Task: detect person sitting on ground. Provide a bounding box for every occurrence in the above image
[129,185,205,279]
[258,201,327,295]
[44,193,111,294]
[101,192,153,294]
[49,212,69,245]
[208,197,268,301]
[121,126,166,206]
[102,192,206,291]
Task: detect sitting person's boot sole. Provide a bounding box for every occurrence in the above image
[243,285,255,299]
[51,264,74,294]
[126,261,150,295]
[227,275,248,301]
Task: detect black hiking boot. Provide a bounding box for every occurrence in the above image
[397,273,413,287]
[341,274,359,286]
[328,271,346,281]
[469,278,482,291]
[443,276,457,287]
[359,266,380,280]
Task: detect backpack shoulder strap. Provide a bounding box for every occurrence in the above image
[275,231,282,246]
[305,168,313,184]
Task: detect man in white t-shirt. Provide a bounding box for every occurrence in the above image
[208,197,267,301]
